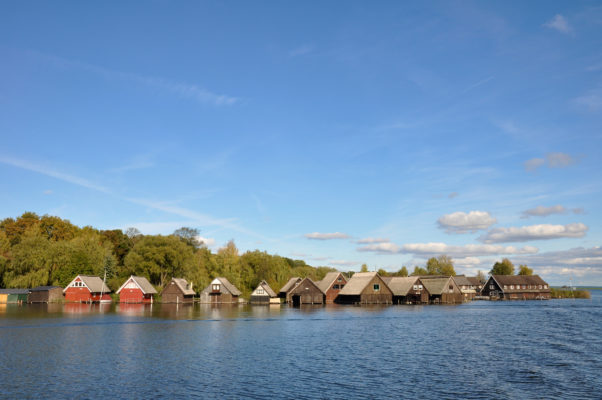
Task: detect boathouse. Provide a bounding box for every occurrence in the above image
[64,275,112,303]
[336,272,393,304]
[467,277,484,295]
[250,280,278,304]
[161,278,195,303]
[286,277,325,306]
[0,289,29,304]
[420,276,463,304]
[383,276,429,304]
[317,272,347,303]
[481,275,551,300]
[200,277,241,304]
[28,286,63,303]
[452,275,476,301]
[278,277,302,299]
[116,276,157,303]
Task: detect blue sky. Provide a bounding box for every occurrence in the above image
[1,1,601,284]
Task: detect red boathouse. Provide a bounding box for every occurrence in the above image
[116,276,158,303]
[63,275,112,303]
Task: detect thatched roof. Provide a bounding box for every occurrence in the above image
[253,280,277,297]
[116,276,157,295]
[383,276,419,296]
[279,277,302,294]
[203,277,242,296]
[339,272,381,295]
[421,277,452,295]
[64,275,111,294]
[171,278,196,295]
[317,272,345,293]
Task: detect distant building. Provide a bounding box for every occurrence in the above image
[336,272,393,304]
[28,286,63,303]
[317,272,347,303]
[420,276,463,304]
[383,276,429,304]
[250,280,278,304]
[116,276,158,303]
[0,289,29,304]
[161,278,195,303]
[466,277,484,295]
[278,277,302,299]
[200,277,241,304]
[63,275,112,303]
[286,277,325,306]
[452,275,476,301]
[481,275,551,300]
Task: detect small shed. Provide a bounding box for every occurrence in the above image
[116,276,158,303]
[161,278,195,303]
[28,286,63,303]
[420,276,463,304]
[0,289,30,304]
[336,272,393,304]
[200,277,242,304]
[481,275,551,300]
[286,277,325,306]
[383,276,429,304]
[317,272,348,303]
[452,275,476,301]
[250,280,278,304]
[63,275,112,303]
[278,277,302,299]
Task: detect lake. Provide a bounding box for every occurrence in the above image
[1,292,601,399]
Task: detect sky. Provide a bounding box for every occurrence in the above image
[1,1,601,285]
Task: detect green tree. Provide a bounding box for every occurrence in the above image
[173,227,202,248]
[411,266,427,276]
[490,258,515,275]
[377,268,389,277]
[517,265,533,276]
[425,255,456,276]
[360,264,369,273]
[476,270,487,283]
[398,266,408,277]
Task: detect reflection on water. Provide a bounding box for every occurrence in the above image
[1,293,601,399]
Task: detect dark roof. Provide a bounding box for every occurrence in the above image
[0,289,30,294]
[30,286,62,292]
[491,275,550,292]
[288,277,325,295]
[452,275,472,286]
[466,277,482,286]
[279,277,302,293]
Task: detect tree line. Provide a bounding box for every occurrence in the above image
[0,212,336,296]
[0,212,537,294]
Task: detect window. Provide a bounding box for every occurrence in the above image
[256,288,264,295]
[419,285,423,290]
[449,286,454,293]
[510,285,514,290]
[212,284,220,291]
[491,284,495,290]
[340,284,345,289]
[337,277,342,282]
[503,285,507,290]
[539,285,542,289]
[522,285,526,290]
[544,285,548,289]
[333,284,339,290]
[373,284,380,291]
[413,285,418,290]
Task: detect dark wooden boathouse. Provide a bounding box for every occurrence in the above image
[383,276,429,304]
[287,277,325,306]
[28,286,63,303]
[481,275,551,300]
[336,272,392,304]
[420,276,463,304]
[278,277,302,299]
[317,272,347,303]
[161,278,195,303]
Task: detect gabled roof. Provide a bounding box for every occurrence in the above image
[253,280,277,297]
[116,276,158,295]
[288,277,325,295]
[339,272,384,295]
[0,289,30,295]
[64,275,111,293]
[452,275,473,287]
[466,277,482,286]
[205,277,242,296]
[383,276,419,296]
[421,277,453,295]
[30,286,62,292]
[317,272,346,293]
[491,275,550,292]
[279,277,302,294]
[171,278,196,296]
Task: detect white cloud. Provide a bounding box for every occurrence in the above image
[544,14,572,34]
[437,211,497,234]
[510,246,602,278]
[524,158,545,171]
[479,223,588,243]
[196,236,216,247]
[524,153,576,171]
[356,237,390,244]
[573,90,602,112]
[357,242,401,254]
[547,152,575,168]
[304,232,351,240]
[399,242,538,257]
[521,205,567,218]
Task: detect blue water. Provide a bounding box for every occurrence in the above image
[1,292,601,399]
